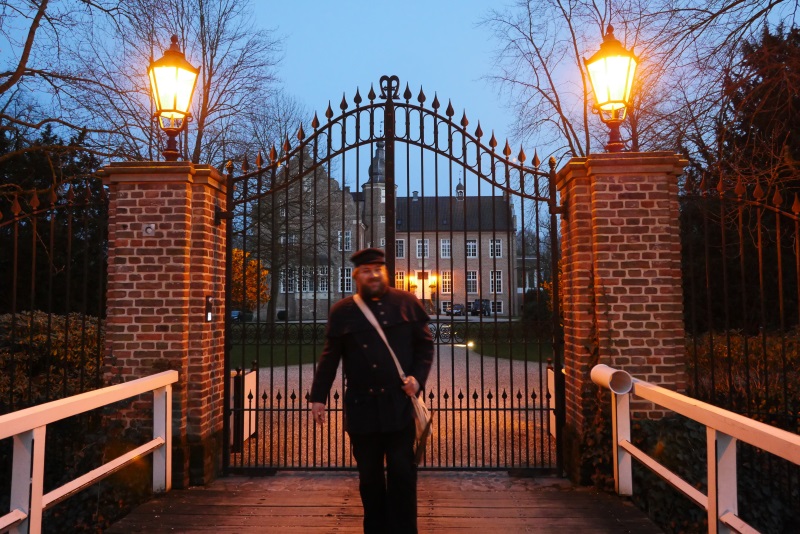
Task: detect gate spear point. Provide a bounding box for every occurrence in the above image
[417,87,426,105]
[312,113,320,130]
[475,122,483,138]
[326,102,334,120]
[503,140,512,158]
[518,146,526,164]
[792,194,800,215]
[432,93,440,110]
[340,93,348,111]
[368,85,377,102]
[256,152,263,168]
[354,88,362,106]
[460,111,468,127]
[489,132,497,149]
[773,188,783,207]
[403,83,412,101]
[446,100,455,117]
[533,150,541,168]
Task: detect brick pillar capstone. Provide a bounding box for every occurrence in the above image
[100,161,227,488]
[556,152,688,483]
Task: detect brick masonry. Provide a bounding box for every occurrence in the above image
[556,152,688,481]
[100,161,227,488]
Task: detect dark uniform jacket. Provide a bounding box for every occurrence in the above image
[310,287,434,434]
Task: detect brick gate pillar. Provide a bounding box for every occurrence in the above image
[100,161,227,488]
[556,152,688,483]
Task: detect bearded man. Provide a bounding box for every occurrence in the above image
[310,247,434,534]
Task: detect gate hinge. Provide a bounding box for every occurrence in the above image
[215,205,233,226]
[549,202,567,216]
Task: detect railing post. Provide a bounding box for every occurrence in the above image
[10,426,46,534]
[707,428,737,534]
[612,392,632,496]
[152,384,173,493]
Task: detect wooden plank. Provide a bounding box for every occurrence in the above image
[107,473,662,534]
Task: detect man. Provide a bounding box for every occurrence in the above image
[310,247,434,533]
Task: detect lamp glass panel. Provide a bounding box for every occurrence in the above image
[587,55,637,111]
[150,65,198,119]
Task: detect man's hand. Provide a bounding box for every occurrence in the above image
[402,376,420,397]
[311,402,326,425]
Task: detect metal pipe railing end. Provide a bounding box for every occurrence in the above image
[591,364,632,395]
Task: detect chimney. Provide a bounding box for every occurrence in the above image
[412,191,419,201]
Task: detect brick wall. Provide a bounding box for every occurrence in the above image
[101,161,226,487]
[556,152,687,481]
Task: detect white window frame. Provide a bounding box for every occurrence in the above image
[441,271,452,294]
[466,239,477,258]
[279,268,296,293]
[490,270,503,294]
[301,267,314,293]
[380,237,386,247]
[339,267,353,293]
[337,230,352,252]
[491,300,503,314]
[317,266,329,292]
[490,239,502,258]
[416,239,430,259]
[380,215,386,223]
[395,270,405,290]
[396,239,405,259]
[440,238,451,259]
[466,271,478,294]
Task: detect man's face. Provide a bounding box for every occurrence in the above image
[354,263,389,298]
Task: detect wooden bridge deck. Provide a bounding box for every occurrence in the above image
[107,472,661,533]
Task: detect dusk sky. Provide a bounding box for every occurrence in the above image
[256,1,521,150]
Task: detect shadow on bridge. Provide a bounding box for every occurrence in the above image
[107,472,661,533]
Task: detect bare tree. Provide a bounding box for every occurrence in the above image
[1,0,290,171]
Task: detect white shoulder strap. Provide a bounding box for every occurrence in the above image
[353,293,407,380]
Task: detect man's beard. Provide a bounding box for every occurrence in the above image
[359,280,387,299]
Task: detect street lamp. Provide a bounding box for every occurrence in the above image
[585,25,638,153]
[148,35,199,161]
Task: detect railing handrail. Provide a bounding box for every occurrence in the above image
[592,364,800,534]
[0,371,178,440]
[1,370,178,534]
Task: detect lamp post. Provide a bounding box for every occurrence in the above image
[148,35,199,161]
[584,25,638,153]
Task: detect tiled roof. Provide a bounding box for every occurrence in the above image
[396,196,514,232]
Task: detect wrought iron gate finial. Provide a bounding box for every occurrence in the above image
[379,75,400,100]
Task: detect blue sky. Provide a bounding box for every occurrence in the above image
[256,0,519,148]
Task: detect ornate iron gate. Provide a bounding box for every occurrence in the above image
[223,75,563,473]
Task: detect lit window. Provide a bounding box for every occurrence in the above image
[441,271,452,294]
[395,270,405,290]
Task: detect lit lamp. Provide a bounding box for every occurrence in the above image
[584,25,637,153]
[148,35,199,161]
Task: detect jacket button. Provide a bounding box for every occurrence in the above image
[372,364,377,369]
[380,388,385,393]
[362,344,368,348]
[382,320,388,325]
[369,388,374,393]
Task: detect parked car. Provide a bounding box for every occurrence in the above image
[470,299,491,316]
[449,303,465,316]
[230,310,253,322]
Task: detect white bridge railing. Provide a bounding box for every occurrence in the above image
[0,370,178,534]
[591,364,800,534]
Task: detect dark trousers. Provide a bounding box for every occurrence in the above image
[349,422,417,534]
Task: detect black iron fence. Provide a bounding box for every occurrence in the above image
[680,176,799,526]
[0,178,108,414]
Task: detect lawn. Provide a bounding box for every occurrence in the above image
[229,344,324,369]
[473,340,553,363]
